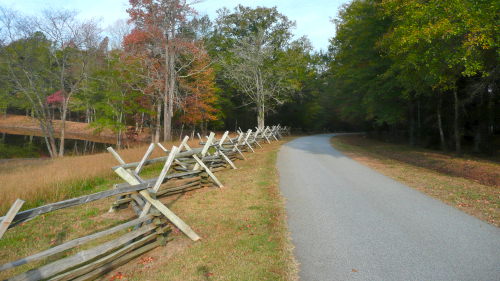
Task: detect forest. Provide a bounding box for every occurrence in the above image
[0,0,498,158]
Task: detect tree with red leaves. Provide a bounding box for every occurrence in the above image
[125,0,201,142]
[178,43,218,130]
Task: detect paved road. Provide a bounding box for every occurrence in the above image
[277,134,500,281]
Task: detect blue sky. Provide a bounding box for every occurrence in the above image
[1,0,347,51]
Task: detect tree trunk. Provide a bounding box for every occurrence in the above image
[179,123,184,141]
[201,121,208,137]
[164,98,174,142]
[165,46,176,142]
[86,108,90,123]
[136,113,145,133]
[47,126,58,158]
[163,31,176,142]
[163,39,172,141]
[257,107,265,129]
[437,95,447,151]
[58,100,70,157]
[117,111,123,149]
[453,88,461,154]
[84,140,88,155]
[44,135,54,158]
[417,100,421,145]
[73,141,78,155]
[408,98,416,146]
[154,102,161,143]
[117,128,122,149]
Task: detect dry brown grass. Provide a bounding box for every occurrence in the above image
[336,135,500,186]
[0,136,222,213]
[0,137,297,281]
[332,135,500,227]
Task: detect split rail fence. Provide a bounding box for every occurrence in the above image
[0,125,290,281]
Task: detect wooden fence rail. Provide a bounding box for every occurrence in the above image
[0,125,285,281]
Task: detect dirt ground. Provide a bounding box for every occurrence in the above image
[0,114,151,145]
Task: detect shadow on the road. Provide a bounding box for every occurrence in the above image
[282,133,364,159]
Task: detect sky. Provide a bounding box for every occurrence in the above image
[1,0,347,51]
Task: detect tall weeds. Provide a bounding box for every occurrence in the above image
[0,138,206,213]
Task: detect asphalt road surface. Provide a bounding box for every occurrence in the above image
[277,134,500,281]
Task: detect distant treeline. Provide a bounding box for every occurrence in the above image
[296,0,498,154]
[1,0,498,157]
[0,3,315,157]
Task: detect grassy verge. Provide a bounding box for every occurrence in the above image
[101,138,298,281]
[331,135,500,227]
[1,138,298,281]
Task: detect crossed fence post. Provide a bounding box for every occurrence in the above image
[203,131,238,170]
[229,132,247,160]
[108,145,201,241]
[105,134,240,240]
[178,135,224,188]
[243,129,255,153]
[249,128,263,148]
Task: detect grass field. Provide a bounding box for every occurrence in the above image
[0,138,210,213]
[0,137,298,281]
[331,135,500,227]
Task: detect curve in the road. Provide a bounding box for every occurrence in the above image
[278,134,500,281]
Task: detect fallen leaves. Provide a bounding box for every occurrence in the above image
[139,256,154,265]
[109,272,125,280]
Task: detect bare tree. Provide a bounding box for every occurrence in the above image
[37,10,102,156]
[221,30,290,128]
[215,5,295,128]
[107,19,132,50]
[0,7,102,157]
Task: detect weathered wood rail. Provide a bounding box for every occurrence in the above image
[0,125,287,280]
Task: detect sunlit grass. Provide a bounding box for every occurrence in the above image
[0,136,223,213]
[0,136,298,281]
[100,138,298,281]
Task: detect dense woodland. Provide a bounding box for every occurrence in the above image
[0,0,498,157]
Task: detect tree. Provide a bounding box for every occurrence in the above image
[0,8,61,157]
[85,50,144,148]
[177,43,218,130]
[322,0,498,153]
[328,0,404,129]
[381,0,499,153]
[0,7,102,157]
[214,5,296,128]
[126,0,199,141]
[107,19,133,50]
[271,38,326,131]
[36,10,102,156]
